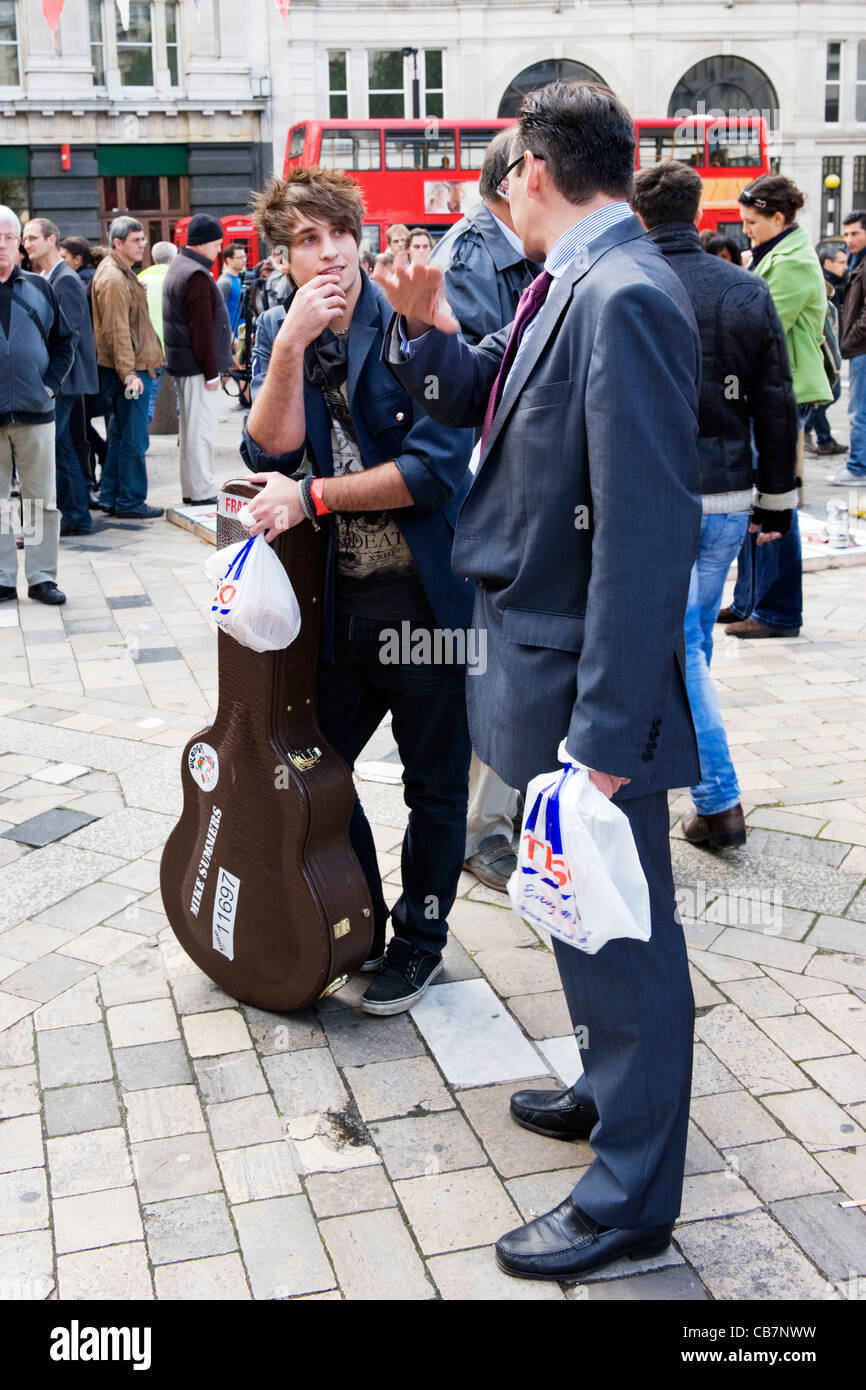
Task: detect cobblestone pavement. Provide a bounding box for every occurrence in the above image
[0,409,865,1302]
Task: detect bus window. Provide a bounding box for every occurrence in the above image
[385,130,457,171]
[638,125,703,168]
[707,125,762,168]
[288,126,307,160]
[459,129,503,169]
[320,129,382,171]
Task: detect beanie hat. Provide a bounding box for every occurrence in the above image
[187,214,223,247]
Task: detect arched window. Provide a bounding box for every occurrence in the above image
[669,56,779,121]
[498,59,607,118]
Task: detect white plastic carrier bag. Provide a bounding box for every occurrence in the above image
[205,534,301,653]
[508,743,651,955]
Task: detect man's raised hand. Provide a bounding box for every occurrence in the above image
[382,261,460,338]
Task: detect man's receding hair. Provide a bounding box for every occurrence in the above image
[512,81,635,204]
[250,169,365,251]
[60,235,93,266]
[108,215,143,247]
[632,161,702,229]
[843,209,866,230]
[816,239,847,264]
[28,217,61,245]
[478,128,515,203]
[151,241,177,264]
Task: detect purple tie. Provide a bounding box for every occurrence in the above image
[480,270,554,450]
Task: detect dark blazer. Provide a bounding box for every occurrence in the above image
[241,274,475,658]
[387,214,703,800]
[648,221,798,499]
[430,202,537,343]
[49,260,98,396]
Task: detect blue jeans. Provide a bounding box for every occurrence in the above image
[54,394,92,532]
[849,354,866,476]
[685,512,750,814]
[316,611,471,956]
[731,507,803,631]
[98,367,153,512]
[146,366,164,425]
[804,376,842,445]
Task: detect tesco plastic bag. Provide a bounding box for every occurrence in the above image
[508,745,651,955]
[205,534,301,653]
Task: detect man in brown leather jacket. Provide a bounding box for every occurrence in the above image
[91,217,164,519]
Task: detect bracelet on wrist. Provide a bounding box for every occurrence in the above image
[310,477,331,517]
[297,475,320,531]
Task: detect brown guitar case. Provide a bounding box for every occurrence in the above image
[160,477,374,1011]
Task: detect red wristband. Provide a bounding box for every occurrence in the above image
[310,478,331,516]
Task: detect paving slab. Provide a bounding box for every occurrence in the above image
[113,1040,193,1092]
[56,1242,153,1301]
[695,1004,812,1094]
[344,1057,453,1123]
[304,1166,396,1219]
[153,1253,251,1301]
[411,978,549,1088]
[428,1246,567,1300]
[35,1023,112,1088]
[368,1110,487,1180]
[674,1209,836,1300]
[143,1192,237,1265]
[52,1185,143,1254]
[770,1192,866,1282]
[217,1142,302,1203]
[583,1266,709,1301]
[0,1228,55,1300]
[232,1195,334,1300]
[724,1138,838,1201]
[46,1127,132,1198]
[394,1167,521,1255]
[320,1208,435,1301]
[762,1088,866,1151]
[131,1133,222,1203]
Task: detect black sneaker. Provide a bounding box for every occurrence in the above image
[28,581,66,605]
[116,504,164,520]
[360,937,443,1015]
[361,930,387,973]
[0,585,17,602]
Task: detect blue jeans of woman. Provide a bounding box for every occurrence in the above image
[685,512,750,814]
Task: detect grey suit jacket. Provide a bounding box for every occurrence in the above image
[387,214,703,799]
[49,260,99,397]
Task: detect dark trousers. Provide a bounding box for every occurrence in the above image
[98,367,152,513]
[68,395,95,489]
[554,790,694,1228]
[731,508,803,630]
[54,394,92,532]
[316,611,471,956]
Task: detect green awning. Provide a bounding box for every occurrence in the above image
[0,147,30,178]
[97,145,188,177]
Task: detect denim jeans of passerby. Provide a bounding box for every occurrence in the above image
[53,394,92,533]
[731,406,806,631]
[849,354,866,476]
[98,367,153,512]
[146,367,164,425]
[685,512,750,815]
[316,610,472,957]
[804,376,842,446]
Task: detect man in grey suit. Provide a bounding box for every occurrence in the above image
[432,129,539,894]
[384,80,702,1280]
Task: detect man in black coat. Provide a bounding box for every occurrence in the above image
[22,218,98,537]
[631,161,798,849]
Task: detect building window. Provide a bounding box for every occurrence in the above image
[825,42,841,122]
[0,0,19,87]
[424,49,443,118]
[90,0,105,86]
[368,50,404,118]
[857,41,866,122]
[500,59,605,118]
[166,1,179,87]
[329,50,348,118]
[117,1,154,87]
[854,156,866,203]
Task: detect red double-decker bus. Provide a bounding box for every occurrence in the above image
[283,115,769,252]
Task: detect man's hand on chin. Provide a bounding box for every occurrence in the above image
[244,473,305,543]
[382,261,461,339]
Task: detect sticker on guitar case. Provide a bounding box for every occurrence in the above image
[213,866,240,961]
[189,741,219,792]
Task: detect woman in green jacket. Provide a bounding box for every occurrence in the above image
[726,176,831,639]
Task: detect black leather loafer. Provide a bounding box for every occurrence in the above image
[495,1195,674,1282]
[510,1087,598,1140]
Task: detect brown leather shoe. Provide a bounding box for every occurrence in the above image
[725,618,800,639]
[681,804,747,849]
[716,606,741,624]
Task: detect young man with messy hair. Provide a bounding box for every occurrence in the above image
[241,169,474,1015]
